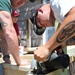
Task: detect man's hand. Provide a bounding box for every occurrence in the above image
[34,46,50,62]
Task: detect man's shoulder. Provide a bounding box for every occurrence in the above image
[0,0,10,3]
[0,0,12,14]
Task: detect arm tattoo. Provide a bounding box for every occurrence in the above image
[0,18,8,27]
[56,20,75,43]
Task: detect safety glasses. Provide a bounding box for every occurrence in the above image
[30,12,46,35]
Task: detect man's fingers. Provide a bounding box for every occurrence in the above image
[34,52,46,62]
[34,51,43,62]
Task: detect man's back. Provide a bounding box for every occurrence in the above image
[50,0,75,23]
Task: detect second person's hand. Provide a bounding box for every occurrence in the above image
[34,45,50,62]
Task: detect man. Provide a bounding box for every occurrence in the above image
[12,10,21,45]
[29,0,75,62]
[0,0,35,66]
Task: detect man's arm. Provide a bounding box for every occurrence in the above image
[0,11,21,65]
[45,7,75,52]
[34,7,75,62]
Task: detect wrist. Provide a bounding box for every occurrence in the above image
[44,44,50,50]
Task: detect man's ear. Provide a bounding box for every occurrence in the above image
[38,8,43,13]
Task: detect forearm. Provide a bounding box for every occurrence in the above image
[45,14,75,53]
[4,28,21,65]
[0,11,21,65]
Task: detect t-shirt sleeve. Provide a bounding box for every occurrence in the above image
[0,0,12,14]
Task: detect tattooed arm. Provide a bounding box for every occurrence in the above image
[46,9,75,52]
[0,11,24,66]
[34,7,75,62]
